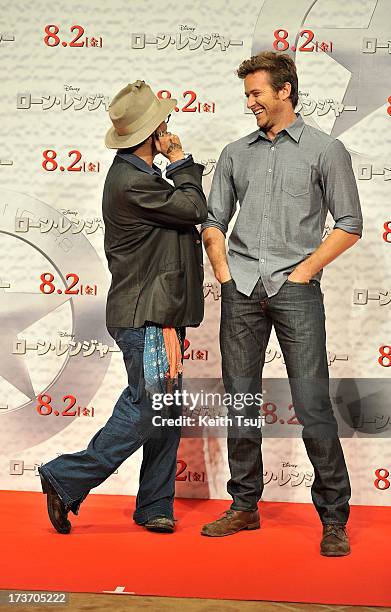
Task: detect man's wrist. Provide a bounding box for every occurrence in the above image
[167,152,185,163]
[289,262,313,282]
[215,268,231,284]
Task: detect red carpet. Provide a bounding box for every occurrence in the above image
[1,490,390,606]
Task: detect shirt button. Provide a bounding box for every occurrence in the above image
[260,258,265,263]
[271,147,274,151]
[268,168,272,173]
[196,239,201,244]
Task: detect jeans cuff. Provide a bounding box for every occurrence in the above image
[133,504,174,524]
[38,466,85,516]
[230,502,258,512]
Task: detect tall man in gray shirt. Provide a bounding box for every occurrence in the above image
[201,52,362,556]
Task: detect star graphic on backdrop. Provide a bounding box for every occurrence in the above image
[312,0,391,137]
[0,289,70,399]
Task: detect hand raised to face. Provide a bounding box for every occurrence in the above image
[153,122,185,163]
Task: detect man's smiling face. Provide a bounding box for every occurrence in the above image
[244,70,287,132]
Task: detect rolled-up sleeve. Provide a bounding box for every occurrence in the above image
[201,145,237,236]
[320,139,363,237]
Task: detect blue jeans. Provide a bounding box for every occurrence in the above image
[220,278,351,525]
[38,327,181,523]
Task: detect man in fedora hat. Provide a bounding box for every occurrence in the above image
[38,80,207,535]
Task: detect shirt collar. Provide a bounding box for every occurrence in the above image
[116,151,162,176]
[247,113,305,145]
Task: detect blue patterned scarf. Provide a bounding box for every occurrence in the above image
[143,325,183,395]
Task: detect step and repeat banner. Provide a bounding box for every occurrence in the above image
[1,0,390,508]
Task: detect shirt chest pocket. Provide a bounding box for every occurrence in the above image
[282,163,311,197]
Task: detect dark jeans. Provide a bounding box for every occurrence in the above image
[220,278,351,525]
[38,327,181,523]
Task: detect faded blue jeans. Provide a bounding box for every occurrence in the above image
[220,278,351,525]
[38,326,181,523]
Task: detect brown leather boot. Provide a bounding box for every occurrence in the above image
[201,509,260,537]
[40,473,71,534]
[320,524,350,556]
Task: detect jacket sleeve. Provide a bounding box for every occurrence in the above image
[124,162,208,229]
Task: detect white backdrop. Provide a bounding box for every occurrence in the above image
[0,0,390,508]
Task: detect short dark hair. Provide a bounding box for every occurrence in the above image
[237,51,298,108]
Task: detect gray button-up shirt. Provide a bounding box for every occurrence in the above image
[201,114,363,297]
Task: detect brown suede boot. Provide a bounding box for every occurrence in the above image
[320,524,350,556]
[201,509,260,537]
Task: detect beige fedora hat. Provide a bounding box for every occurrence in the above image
[105,80,177,149]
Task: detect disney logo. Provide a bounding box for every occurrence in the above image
[58,331,75,338]
[60,209,78,216]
